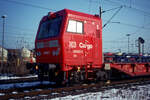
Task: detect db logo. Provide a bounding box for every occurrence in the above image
[69,41,77,48]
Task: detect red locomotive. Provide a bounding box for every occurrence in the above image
[27,9,150,84]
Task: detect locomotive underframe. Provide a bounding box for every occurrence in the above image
[27,62,150,85]
[27,63,109,84]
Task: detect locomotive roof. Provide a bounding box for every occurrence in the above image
[55,9,100,20]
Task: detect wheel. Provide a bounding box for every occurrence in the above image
[96,70,108,81]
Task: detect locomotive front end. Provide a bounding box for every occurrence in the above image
[35,11,64,82]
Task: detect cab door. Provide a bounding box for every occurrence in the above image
[84,20,102,66]
[84,20,95,64]
[64,19,85,65]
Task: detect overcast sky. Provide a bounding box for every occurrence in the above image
[0,0,150,53]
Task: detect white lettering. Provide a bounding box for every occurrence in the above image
[69,41,77,48]
[69,41,93,50]
[79,42,93,50]
[79,42,86,48]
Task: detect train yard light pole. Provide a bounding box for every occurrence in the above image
[126,34,130,54]
[1,15,7,68]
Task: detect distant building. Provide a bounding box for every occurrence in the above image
[0,46,8,62]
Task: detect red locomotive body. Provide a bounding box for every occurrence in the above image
[29,9,150,84]
[35,9,103,83]
[35,9,102,70]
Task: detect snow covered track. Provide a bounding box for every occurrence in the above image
[0,77,150,100]
[0,75,38,84]
[0,77,38,85]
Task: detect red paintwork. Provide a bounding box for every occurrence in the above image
[110,63,150,76]
[35,9,150,77]
[35,9,102,71]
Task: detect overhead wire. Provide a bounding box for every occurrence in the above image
[0,0,43,37]
[104,21,150,44]
[1,0,150,50]
[3,0,149,31]
[88,0,92,13]
[1,0,56,11]
[98,0,150,52]
[0,30,35,37]
[0,0,37,48]
[102,6,123,13]
[130,22,150,36]
[104,40,126,43]
[6,24,35,32]
[102,5,123,28]
[104,0,150,17]
[117,22,150,31]
[102,0,150,43]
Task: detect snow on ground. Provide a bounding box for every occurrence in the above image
[0,74,150,100]
[0,81,54,90]
[0,74,37,80]
[51,84,150,100]
[0,74,58,90]
[0,74,54,90]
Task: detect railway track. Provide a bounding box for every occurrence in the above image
[0,77,38,85]
[0,77,150,100]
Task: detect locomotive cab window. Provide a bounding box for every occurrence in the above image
[67,20,83,34]
[37,16,62,40]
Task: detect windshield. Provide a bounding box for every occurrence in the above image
[37,16,62,40]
